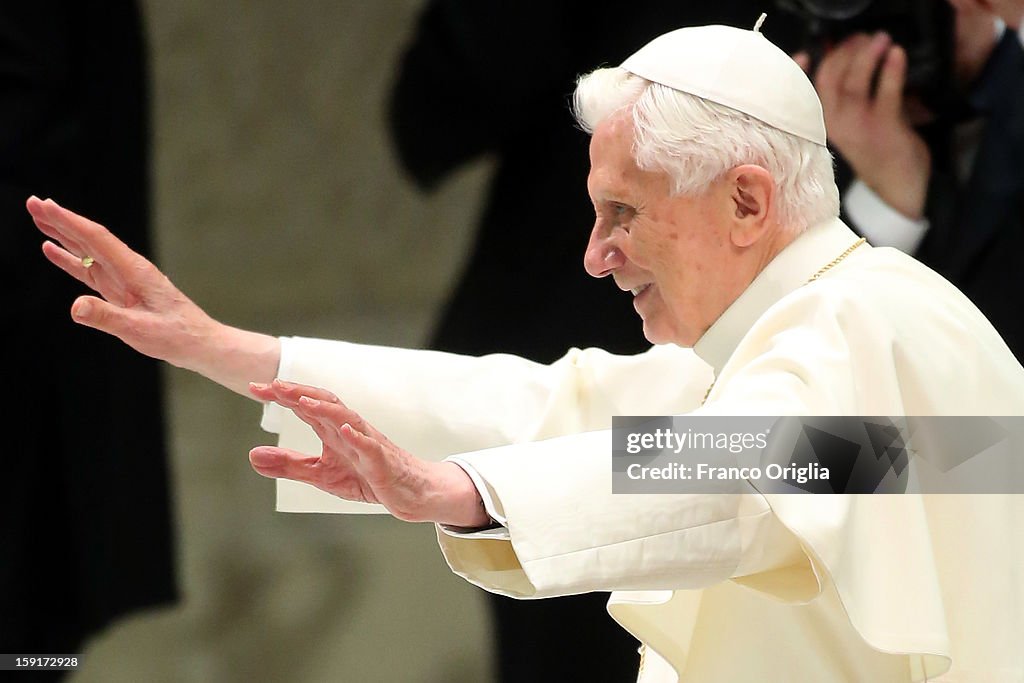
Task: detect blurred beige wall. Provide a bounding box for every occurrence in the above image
[70,2,497,681]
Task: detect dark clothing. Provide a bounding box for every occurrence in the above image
[387,3,800,681]
[835,28,1024,361]
[915,30,1024,359]
[1,0,177,669]
[390,1,801,366]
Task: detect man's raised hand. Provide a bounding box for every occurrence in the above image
[28,196,280,395]
[796,33,931,220]
[249,379,490,527]
[28,196,218,367]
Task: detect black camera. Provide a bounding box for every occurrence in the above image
[775,0,956,114]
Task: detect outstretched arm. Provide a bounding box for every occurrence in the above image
[27,195,281,396]
[29,194,488,521]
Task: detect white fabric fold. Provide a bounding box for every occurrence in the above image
[261,218,1024,680]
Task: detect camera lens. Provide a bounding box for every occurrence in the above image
[798,0,874,20]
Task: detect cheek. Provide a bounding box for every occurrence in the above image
[628,224,683,270]
[640,230,704,283]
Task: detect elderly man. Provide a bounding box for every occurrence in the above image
[28,18,1024,683]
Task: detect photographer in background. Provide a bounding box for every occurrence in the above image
[788,0,1024,357]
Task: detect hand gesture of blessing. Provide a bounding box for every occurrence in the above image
[27,196,220,371]
[248,380,489,527]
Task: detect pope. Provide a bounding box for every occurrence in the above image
[28,17,1024,682]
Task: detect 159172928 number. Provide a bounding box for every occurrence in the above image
[14,657,79,668]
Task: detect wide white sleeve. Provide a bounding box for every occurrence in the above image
[435,429,812,600]
[260,337,713,513]
[433,274,941,603]
[439,267,1018,681]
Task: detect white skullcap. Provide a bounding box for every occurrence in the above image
[620,15,827,146]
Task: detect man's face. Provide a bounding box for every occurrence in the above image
[583,115,746,347]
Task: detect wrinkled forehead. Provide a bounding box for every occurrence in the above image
[586,115,667,200]
[588,115,633,164]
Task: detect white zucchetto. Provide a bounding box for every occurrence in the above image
[620,15,827,146]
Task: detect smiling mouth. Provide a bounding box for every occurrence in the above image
[631,284,652,297]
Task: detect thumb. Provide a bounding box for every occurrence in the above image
[71,295,133,336]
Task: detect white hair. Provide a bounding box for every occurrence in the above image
[572,67,840,233]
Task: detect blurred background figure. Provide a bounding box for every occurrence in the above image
[792,0,1024,357]
[1,1,177,675]
[386,2,802,680]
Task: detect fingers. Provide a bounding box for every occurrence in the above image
[876,45,908,120]
[28,197,94,258]
[337,422,395,482]
[249,385,433,520]
[293,395,383,456]
[815,32,893,111]
[815,34,863,108]
[249,379,380,440]
[813,32,910,158]
[845,32,891,100]
[247,382,348,456]
[335,420,425,521]
[249,380,367,461]
[249,445,322,480]
[41,239,100,290]
[249,379,341,410]
[27,196,146,278]
[249,444,380,505]
[276,391,403,484]
[34,216,90,260]
[248,379,413,507]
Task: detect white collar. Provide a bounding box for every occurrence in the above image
[693,218,865,373]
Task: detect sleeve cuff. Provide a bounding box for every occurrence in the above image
[259,336,293,434]
[844,179,930,254]
[438,457,511,539]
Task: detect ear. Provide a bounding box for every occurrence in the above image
[726,165,774,248]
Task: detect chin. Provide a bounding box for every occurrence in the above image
[642,321,679,346]
[642,319,695,347]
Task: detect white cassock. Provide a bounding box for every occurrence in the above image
[262,218,1024,682]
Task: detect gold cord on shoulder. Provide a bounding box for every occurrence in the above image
[700,238,866,406]
[807,238,866,283]
[638,239,867,675]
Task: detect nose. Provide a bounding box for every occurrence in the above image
[584,227,625,278]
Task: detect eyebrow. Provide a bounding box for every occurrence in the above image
[592,193,633,207]
[587,178,627,204]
